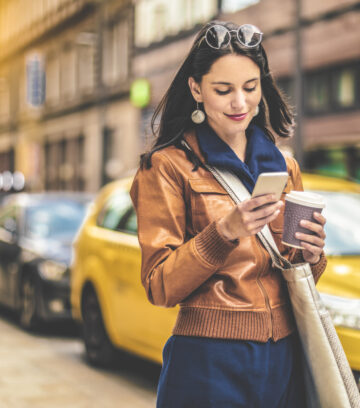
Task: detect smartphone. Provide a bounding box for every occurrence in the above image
[252,172,289,201]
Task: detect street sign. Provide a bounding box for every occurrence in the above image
[130,78,151,108]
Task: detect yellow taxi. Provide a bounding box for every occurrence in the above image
[70,173,360,384]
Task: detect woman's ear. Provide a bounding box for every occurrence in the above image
[188,77,203,103]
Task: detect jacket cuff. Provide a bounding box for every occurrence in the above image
[291,250,327,284]
[195,222,238,266]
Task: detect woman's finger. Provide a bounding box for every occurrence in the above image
[299,219,326,238]
[249,209,281,232]
[313,212,326,225]
[252,201,283,221]
[244,194,277,211]
[296,232,325,248]
[300,241,323,256]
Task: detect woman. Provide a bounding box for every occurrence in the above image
[130,21,327,408]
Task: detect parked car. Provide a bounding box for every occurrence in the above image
[71,175,360,385]
[0,192,92,330]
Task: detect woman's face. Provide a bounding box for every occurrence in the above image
[189,54,262,140]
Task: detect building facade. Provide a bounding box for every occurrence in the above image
[0,0,359,192]
[0,0,138,192]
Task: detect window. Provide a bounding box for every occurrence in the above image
[122,208,137,234]
[44,139,65,190]
[221,0,260,13]
[45,136,85,191]
[102,19,129,85]
[280,60,360,116]
[0,150,14,173]
[306,74,330,114]
[24,201,88,240]
[277,78,295,106]
[19,67,26,112]
[333,68,356,109]
[60,46,76,99]
[77,42,95,93]
[0,77,10,122]
[46,54,60,104]
[311,191,360,256]
[140,108,156,150]
[97,191,133,231]
[135,0,217,48]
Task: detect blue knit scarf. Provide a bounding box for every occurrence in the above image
[196,122,287,193]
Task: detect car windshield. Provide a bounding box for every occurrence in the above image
[24,200,88,241]
[311,191,360,256]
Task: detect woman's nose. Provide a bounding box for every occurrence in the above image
[231,91,246,110]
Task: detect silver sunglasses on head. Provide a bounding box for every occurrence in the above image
[204,24,263,49]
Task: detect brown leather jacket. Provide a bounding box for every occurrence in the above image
[130,131,327,342]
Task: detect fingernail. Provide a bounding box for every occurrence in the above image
[295,232,300,238]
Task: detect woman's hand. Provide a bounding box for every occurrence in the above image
[218,194,283,241]
[296,212,326,264]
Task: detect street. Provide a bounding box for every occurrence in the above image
[0,308,159,408]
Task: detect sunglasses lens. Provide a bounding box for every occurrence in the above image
[205,25,231,49]
[237,24,262,47]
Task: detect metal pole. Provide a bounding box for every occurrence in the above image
[95,0,106,188]
[294,0,304,167]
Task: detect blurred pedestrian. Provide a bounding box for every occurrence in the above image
[130,21,327,408]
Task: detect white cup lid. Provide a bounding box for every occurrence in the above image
[285,191,325,208]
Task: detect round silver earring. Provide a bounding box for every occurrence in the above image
[191,102,205,124]
[254,105,260,116]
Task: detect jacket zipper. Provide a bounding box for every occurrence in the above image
[255,239,274,339]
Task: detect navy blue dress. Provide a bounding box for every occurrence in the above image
[156,334,305,408]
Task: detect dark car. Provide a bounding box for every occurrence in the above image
[0,192,92,330]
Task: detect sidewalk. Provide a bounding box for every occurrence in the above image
[0,314,157,408]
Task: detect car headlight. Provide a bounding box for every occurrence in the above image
[320,293,360,330]
[38,260,68,281]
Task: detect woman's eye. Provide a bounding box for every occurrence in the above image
[244,86,256,92]
[215,89,230,95]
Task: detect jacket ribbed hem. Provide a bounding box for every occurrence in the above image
[195,222,238,266]
[172,304,296,342]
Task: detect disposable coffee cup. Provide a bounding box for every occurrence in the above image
[282,191,325,249]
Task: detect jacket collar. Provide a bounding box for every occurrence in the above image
[184,123,287,193]
[183,129,207,165]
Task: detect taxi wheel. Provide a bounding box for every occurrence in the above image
[82,288,117,367]
[20,275,39,331]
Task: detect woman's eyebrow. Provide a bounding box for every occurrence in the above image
[211,77,259,85]
[211,81,232,85]
[245,77,259,84]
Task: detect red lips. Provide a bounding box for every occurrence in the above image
[224,112,248,121]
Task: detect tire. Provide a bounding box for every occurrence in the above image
[20,275,39,330]
[81,288,117,367]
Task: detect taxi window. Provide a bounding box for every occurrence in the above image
[97,191,133,231]
[315,191,360,256]
[122,208,137,234]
